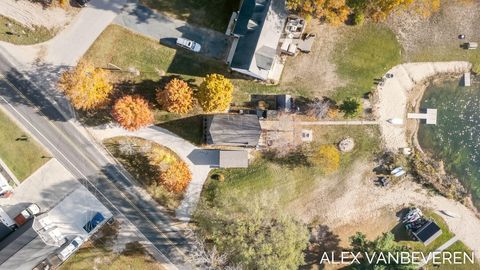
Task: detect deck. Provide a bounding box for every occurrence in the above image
[407,108,437,125]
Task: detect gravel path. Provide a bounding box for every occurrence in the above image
[0,0,72,29]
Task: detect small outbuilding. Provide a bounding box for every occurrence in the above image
[412,220,442,246]
[219,150,249,168]
[204,114,262,147]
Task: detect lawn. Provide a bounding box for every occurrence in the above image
[333,23,402,101]
[430,241,480,270]
[200,125,380,209]
[139,0,240,32]
[103,136,185,211]
[0,109,49,181]
[0,15,56,45]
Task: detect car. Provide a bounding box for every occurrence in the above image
[74,0,90,7]
[83,212,105,233]
[14,203,40,226]
[176,37,201,52]
[58,236,84,261]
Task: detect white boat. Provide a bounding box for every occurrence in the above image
[391,167,403,175]
[388,118,404,125]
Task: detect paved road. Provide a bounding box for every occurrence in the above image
[115,1,230,60]
[0,54,197,269]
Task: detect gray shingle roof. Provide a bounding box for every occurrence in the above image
[205,114,261,147]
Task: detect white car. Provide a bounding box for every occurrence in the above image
[59,236,84,261]
[176,37,201,52]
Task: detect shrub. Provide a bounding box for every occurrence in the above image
[159,161,192,193]
[353,11,365,25]
[340,97,362,118]
[311,144,340,174]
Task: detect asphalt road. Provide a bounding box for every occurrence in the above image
[0,54,197,269]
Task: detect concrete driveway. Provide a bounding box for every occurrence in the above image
[115,2,231,60]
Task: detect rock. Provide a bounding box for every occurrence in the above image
[338,137,355,152]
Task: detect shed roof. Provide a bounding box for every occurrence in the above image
[219,151,249,168]
[205,114,261,147]
[413,220,442,246]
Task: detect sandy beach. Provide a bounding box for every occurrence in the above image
[376,61,471,150]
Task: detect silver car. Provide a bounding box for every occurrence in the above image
[176,37,201,52]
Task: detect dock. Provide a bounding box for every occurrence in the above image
[464,72,471,86]
[407,108,437,125]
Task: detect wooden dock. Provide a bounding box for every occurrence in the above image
[407,109,437,125]
[464,72,471,87]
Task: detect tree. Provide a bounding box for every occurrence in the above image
[58,61,113,110]
[340,97,362,118]
[286,0,351,25]
[311,144,340,174]
[196,195,309,270]
[197,74,233,112]
[157,78,193,114]
[112,95,154,131]
[159,160,192,193]
[349,232,416,269]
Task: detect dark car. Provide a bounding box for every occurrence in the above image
[75,0,91,7]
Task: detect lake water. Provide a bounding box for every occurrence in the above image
[418,77,480,207]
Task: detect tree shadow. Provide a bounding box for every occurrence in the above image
[301,224,341,270]
[390,208,412,242]
[157,114,204,145]
[263,146,312,168]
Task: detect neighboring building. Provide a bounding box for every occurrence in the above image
[251,94,293,112]
[0,187,112,270]
[411,220,442,246]
[204,114,262,147]
[226,0,287,82]
[219,150,249,168]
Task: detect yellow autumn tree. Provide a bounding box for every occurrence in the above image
[311,144,340,174]
[159,161,192,193]
[286,0,350,25]
[112,95,154,131]
[58,61,113,110]
[156,78,193,114]
[197,74,233,113]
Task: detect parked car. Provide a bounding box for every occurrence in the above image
[58,236,84,261]
[14,203,40,226]
[74,0,90,7]
[176,37,201,52]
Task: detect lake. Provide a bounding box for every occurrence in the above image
[418,77,480,208]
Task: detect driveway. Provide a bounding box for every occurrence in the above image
[115,2,231,60]
[88,124,218,222]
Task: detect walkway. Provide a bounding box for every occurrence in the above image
[115,1,230,60]
[419,235,459,267]
[88,124,218,222]
[301,120,378,126]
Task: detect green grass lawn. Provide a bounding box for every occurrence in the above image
[333,24,402,101]
[429,240,480,270]
[411,45,480,73]
[139,0,240,32]
[200,125,380,209]
[103,136,184,211]
[0,15,56,45]
[0,110,49,181]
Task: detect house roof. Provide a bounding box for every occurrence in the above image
[219,151,249,168]
[0,218,43,266]
[205,114,261,147]
[413,220,442,245]
[230,0,287,80]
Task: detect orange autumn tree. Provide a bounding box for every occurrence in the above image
[58,61,113,110]
[156,78,193,114]
[159,161,192,193]
[112,95,154,131]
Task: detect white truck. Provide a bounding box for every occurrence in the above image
[58,236,84,261]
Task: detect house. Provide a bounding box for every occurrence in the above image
[219,150,249,168]
[226,0,287,82]
[204,114,262,147]
[411,220,442,246]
